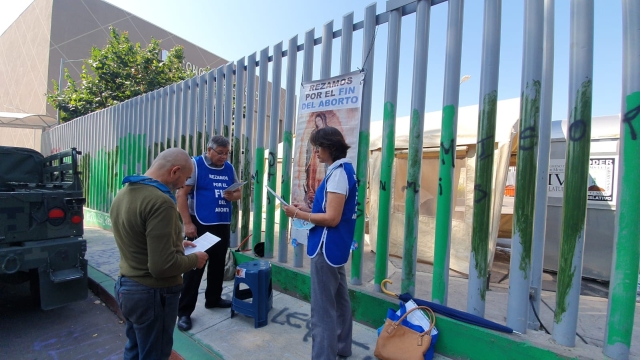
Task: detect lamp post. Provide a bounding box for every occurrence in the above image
[57,58,85,124]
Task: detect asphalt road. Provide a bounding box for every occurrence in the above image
[0,281,127,360]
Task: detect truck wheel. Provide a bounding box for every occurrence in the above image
[29,269,41,308]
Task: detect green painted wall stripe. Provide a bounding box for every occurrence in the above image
[231,136,241,239]
[240,135,252,250]
[351,130,370,283]
[374,101,396,286]
[265,145,278,258]
[606,91,640,347]
[556,80,592,323]
[279,130,294,255]
[433,104,456,303]
[470,91,498,300]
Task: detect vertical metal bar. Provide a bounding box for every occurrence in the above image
[231,59,245,248]
[137,95,145,174]
[181,80,190,151]
[433,0,464,305]
[168,84,176,149]
[295,28,315,268]
[206,70,215,143]
[197,73,207,155]
[553,0,594,347]
[341,13,353,74]
[321,20,333,78]
[224,62,234,140]
[374,6,403,293]
[467,0,502,316]
[401,0,432,297]
[528,0,554,330]
[161,87,169,153]
[351,3,376,285]
[507,0,544,333]
[265,42,283,259]
[252,47,270,248]
[279,36,298,264]
[215,66,224,136]
[604,1,640,357]
[144,92,153,171]
[189,76,198,156]
[242,53,257,250]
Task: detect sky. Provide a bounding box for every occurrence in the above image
[0,0,624,124]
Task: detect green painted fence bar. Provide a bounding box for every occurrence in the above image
[374,4,402,292]
[241,53,257,251]
[265,42,283,259]
[603,1,640,358]
[552,0,594,347]
[401,0,431,297]
[231,58,245,248]
[507,0,544,334]
[351,3,376,286]
[251,47,269,248]
[278,36,298,263]
[432,0,464,305]
[467,0,501,317]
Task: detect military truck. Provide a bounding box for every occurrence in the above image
[0,146,88,309]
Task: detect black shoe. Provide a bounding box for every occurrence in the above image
[177,316,192,331]
[205,298,232,309]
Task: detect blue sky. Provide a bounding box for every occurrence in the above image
[1,0,623,123]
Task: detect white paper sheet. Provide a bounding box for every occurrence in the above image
[184,232,221,255]
[224,181,247,192]
[266,186,289,206]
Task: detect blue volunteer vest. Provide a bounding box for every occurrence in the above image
[307,159,358,267]
[192,156,235,224]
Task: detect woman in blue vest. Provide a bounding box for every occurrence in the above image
[284,126,357,360]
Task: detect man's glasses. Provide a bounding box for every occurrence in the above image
[212,149,230,156]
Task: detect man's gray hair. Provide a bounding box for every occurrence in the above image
[208,135,230,150]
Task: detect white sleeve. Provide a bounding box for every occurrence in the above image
[326,167,348,195]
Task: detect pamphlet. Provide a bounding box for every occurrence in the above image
[266,186,289,207]
[224,181,247,193]
[184,232,221,255]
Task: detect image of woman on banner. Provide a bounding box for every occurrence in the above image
[283,126,358,359]
[304,112,328,208]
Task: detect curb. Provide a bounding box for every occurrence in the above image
[87,265,223,360]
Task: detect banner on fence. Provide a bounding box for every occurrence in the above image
[290,71,364,245]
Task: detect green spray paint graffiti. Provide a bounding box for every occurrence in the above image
[514,80,541,274]
[433,104,456,302]
[278,130,294,253]
[470,91,497,300]
[352,130,370,284]
[231,136,241,236]
[555,80,592,323]
[240,135,252,249]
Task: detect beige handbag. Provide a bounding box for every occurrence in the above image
[374,305,436,360]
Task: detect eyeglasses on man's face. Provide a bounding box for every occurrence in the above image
[210,148,230,156]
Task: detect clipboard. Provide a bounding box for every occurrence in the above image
[266,186,289,207]
[184,232,221,255]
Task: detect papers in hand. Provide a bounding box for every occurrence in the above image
[224,181,247,193]
[266,186,289,207]
[184,232,221,255]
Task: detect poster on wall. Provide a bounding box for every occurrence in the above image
[547,156,617,204]
[290,71,365,245]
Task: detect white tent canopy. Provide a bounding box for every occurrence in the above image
[0,112,57,129]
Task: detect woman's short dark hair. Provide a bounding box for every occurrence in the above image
[309,126,350,161]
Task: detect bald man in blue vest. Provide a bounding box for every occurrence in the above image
[176,135,241,331]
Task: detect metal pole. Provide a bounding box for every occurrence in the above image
[321,20,333,79]
[241,53,257,251]
[265,42,283,259]
[215,66,224,136]
[552,0,594,347]
[231,58,246,249]
[295,28,315,268]
[279,36,298,264]
[432,0,464,305]
[224,62,234,140]
[351,2,376,286]
[467,0,502,317]
[374,5,402,292]
[340,12,353,75]
[528,0,554,330]
[604,1,640,358]
[252,47,270,249]
[57,58,64,124]
[401,0,432,297]
[507,0,544,333]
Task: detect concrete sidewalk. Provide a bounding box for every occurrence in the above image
[85,227,450,359]
[84,226,639,359]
